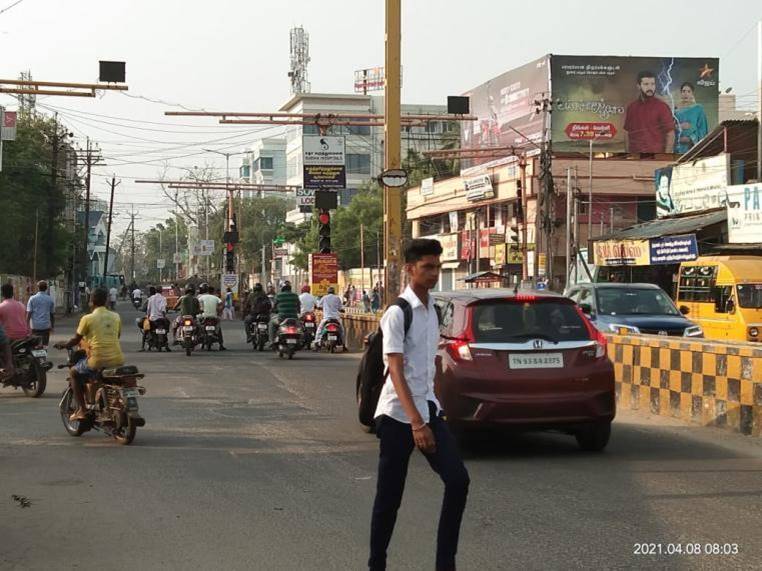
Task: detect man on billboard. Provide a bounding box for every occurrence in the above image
[623,71,675,154]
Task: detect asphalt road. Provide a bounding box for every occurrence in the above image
[1,302,761,570]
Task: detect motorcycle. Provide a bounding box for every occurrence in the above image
[180,315,199,357]
[58,349,146,445]
[146,317,171,352]
[1,335,52,397]
[275,318,301,359]
[316,318,344,353]
[300,311,317,348]
[132,297,142,310]
[199,316,222,351]
[248,314,270,352]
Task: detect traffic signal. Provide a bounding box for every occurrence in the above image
[225,243,235,272]
[317,209,331,253]
[515,180,524,223]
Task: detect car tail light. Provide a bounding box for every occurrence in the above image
[575,305,607,359]
[513,293,537,302]
[445,338,472,361]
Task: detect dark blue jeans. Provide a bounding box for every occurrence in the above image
[369,402,470,571]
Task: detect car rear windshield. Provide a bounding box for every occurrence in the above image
[737,284,762,308]
[596,287,678,316]
[470,300,590,343]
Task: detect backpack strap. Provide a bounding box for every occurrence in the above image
[392,297,413,337]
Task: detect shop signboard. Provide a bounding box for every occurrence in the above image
[552,55,719,153]
[309,253,338,297]
[649,234,698,264]
[449,211,459,232]
[296,188,315,207]
[438,233,460,261]
[303,135,346,190]
[727,183,762,243]
[465,175,495,202]
[655,154,730,217]
[421,177,434,197]
[593,239,650,266]
[494,243,506,266]
[1,110,17,140]
[460,230,473,260]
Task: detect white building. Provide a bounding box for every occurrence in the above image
[239,137,288,198]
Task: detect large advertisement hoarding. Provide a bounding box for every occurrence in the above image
[552,56,719,153]
[461,56,550,169]
[655,154,730,218]
[727,184,762,243]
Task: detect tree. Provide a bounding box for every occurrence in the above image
[331,183,383,270]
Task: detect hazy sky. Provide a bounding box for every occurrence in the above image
[1,0,760,232]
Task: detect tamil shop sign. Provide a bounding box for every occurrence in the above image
[303,135,346,190]
[464,174,495,201]
[438,233,460,261]
[655,154,730,218]
[594,235,698,266]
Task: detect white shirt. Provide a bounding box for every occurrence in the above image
[146,293,167,321]
[299,292,316,313]
[109,287,118,301]
[374,285,441,424]
[132,288,142,299]
[198,294,221,318]
[318,293,343,320]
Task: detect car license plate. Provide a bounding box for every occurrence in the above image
[155,329,166,334]
[305,323,314,328]
[508,352,563,369]
[31,349,47,358]
[258,324,267,330]
[121,387,139,399]
[286,338,297,344]
[205,326,216,331]
[328,335,337,341]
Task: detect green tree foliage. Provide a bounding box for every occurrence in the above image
[141,216,188,284]
[331,184,383,270]
[0,112,80,276]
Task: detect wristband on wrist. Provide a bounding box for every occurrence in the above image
[411,421,426,432]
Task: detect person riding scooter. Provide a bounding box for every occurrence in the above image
[269,283,300,347]
[243,283,272,343]
[316,286,346,350]
[172,286,201,344]
[197,283,226,351]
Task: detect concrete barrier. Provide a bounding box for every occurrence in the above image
[342,312,762,436]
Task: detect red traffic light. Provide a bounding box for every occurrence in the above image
[318,211,330,225]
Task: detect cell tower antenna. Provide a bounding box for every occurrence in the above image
[18,70,36,114]
[288,26,311,94]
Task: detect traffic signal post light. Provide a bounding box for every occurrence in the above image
[318,208,331,254]
[225,242,235,273]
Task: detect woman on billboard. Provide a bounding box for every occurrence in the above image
[674,82,709,153]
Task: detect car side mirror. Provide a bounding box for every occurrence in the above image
[579,303,593,315]
[727,299,736,315]
[679,305,690,315]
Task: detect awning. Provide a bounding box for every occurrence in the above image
[458,271,506,283]
[596,208,726,241]
[441,262,461,270]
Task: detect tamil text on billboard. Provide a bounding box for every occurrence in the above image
[552,55,719,153]
[655,154,729,217]
[461,56,550,169]
[303,135,346,190]
[310,253,338,297]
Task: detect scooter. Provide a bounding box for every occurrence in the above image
[199,316,222,351]
[180,315,199,357]
[146,317,171,352]
[248,314,269,352]
[300,311,317,348]
[275,318,301,359]
[316,318,345,353]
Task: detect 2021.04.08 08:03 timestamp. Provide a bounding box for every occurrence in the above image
[633,543,739,556]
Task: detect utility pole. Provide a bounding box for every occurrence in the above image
[757,20,761,182]
[102,176,119,281]
[383,0,402,305]
[360,223,366,291]
[565,168,572,289]
[47,112,59,278]
[535,94,554,283]
[33,208,39,283]
[130,205,136,283]
[77,138,102,287]
[159,227,163,284]
[175,190,180,281]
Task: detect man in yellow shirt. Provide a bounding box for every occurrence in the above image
[56,287,125,421]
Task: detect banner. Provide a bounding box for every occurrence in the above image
[594,239,650,266]
[649,234,698,264]
[309,253,338,297]
[655,154,729,217]
[192,240,215,256]
[727,184,762,243]
[421,177,434,196]
[465,175,495,202]
[303,135,346,190]
[552,55,719,153]
[494,243,506,266]
[1,110,17,141]
[461,56,550,168]
[438,233,460,261]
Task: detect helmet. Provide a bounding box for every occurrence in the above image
[185,286,195,295]
[198,282,209,294]
[301,285,310,293]
[327,286,335,294]
[253,283,263,292]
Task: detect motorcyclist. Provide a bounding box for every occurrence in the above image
[55,287,125,421]
[269,283,300,346]
[132,286,143,306]
[299,284,316,315]
[138,286,169,352]
[197,283,226,350]
[243,283,272,343]
[172,286,201,343]
[316,286,345,349]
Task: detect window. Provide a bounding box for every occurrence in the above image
[287,158,299,179]
[677,265,717,302]
[346,153,371,175]
[737,284,762,308]
[596,287,679,316]
[471,301,589,343]
[260,156,274,170]
[240,164,251,178]
[303,125,319,135]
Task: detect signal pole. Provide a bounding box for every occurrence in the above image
[383,0,402,306]
[102,176,120,281]
[130,205,136,283]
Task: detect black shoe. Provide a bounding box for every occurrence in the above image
[219,346,227,351]
[246,336,252,343]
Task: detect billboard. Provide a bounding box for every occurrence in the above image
[309,253,338,297]
[461,56,550,168]
[552,55,719,153]
[727,184,762,243]
[655,154,730,217]
[303,135,346,190]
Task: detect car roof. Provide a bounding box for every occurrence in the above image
[433,288,568,303]
[581,282,663,290]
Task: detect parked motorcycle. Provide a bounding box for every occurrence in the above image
[316,318,344,353]
[275,318,301,359]
[58,349,146,445]
[199,316,222,351]
[1,335,52,397]
[248,314,270,352]
[180,315,199,357]
[300,311,317,348]
[146,317,171,352]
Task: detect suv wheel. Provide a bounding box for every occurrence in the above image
[575,421,611,452]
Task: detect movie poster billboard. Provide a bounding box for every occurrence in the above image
[655,154,730,217]
[461,56,550,169]
[551,55,719,153]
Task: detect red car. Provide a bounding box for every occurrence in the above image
[434,289,615,451]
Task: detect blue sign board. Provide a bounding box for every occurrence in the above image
[649,234,698,265]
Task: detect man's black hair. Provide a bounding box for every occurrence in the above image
[636,70,656,84]
[404,238,443,263]
[1,284,13,299]
[281,283,292,292]
[91,287,109,307]
[149,286,157,296]
[37,280,48,291]
[185,286,195,295]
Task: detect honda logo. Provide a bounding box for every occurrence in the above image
[533,339,543,349]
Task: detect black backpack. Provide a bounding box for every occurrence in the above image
[356,297,413,428]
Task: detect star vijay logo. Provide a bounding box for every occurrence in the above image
[696,63,716,87]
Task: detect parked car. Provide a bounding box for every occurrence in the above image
[565,283,703,338]
[433,289,615,451]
